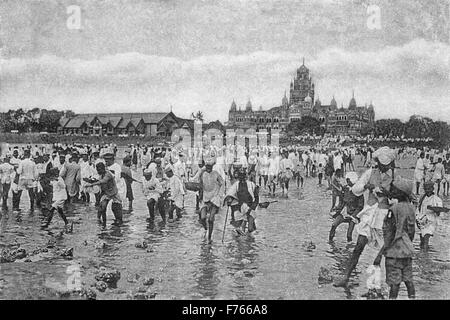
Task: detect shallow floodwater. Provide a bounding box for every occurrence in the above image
[1,153,449,300]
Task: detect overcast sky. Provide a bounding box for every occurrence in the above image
[1,0,449,122]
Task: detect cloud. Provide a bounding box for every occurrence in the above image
[1,38,449,122]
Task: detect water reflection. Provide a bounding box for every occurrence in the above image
[193,242,220,299]
[327,241,358,299]
[1,153,450,299]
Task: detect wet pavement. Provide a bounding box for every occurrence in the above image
[1,154,450,300]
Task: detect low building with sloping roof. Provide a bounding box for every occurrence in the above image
[58,111,192,137]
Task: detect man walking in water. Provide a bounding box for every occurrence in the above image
[15,149,38,212]
[86,162,123,226]
[334,146,396,287]
[225,168,259,235]
[199,157,224,243]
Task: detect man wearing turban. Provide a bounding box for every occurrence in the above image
[335,146,396,287]
[199,157,224,243]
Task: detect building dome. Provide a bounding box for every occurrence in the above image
[230,100,237,111]
[315,96,321,107]
[330,95,337,108]
[245,99,253,112]
[298,57,308,72]
[305,93,312,103]
[282,91,288,106]
[349,90,357,109]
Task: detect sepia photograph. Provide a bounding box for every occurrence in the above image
[1,0,450,306]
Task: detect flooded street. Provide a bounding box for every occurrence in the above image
[1,155,450,300]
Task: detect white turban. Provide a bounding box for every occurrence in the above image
[373,147,396,165]
[345,172,359,184]
[146,163,157,176]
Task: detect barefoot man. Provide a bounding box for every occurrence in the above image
[199,157,224,243]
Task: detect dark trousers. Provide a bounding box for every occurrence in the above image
[345,235,368,279]
[13,188,35,210]
[97,198,123,224]
[168,202,182,220]
[147,198,165,221]
[329,214,355,242]
[2,183,10,207]
[45,207,68,225]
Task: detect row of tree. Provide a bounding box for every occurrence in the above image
[1,109,449,148]
[286,115,450,148]
[0,108,75,133]
[365,115,450,147]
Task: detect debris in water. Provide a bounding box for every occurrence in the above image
[126,273,140,283]
[95,281,108,292]
[80,288,97,300]
[95,268,121,288]
[361,289,385,300]
[135,241,148,249]
[13,248,27,259]
[318,267,334,284]
[131,290,157,300]
[59,247,74,258]
[95,241,107,249]
[46,239,56,248]
[143,277,155,286]
[0,248,28,263]
[302,241,316,252]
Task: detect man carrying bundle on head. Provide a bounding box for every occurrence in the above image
[224,167,259,235]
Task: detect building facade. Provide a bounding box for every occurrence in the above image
[58,112,194,137]
[227,60,375,135]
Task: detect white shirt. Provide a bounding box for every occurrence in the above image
[268,157,279,176]
[279,158,293,173]
[52,177,68,201]
[0,163,15,184]
[17,158,38,181]
[333,155,343,171]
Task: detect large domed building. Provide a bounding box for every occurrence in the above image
[227,59,375,135]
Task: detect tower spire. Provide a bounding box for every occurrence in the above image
[302,57,305,65]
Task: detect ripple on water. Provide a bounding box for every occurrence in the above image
[1,155,450,299]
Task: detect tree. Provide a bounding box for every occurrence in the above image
[404,115,431,139]
[286,116,322,136]
[191,111,204,123]
[39,109,64,132]
[374,119,404,137]
[65,110,76,118]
